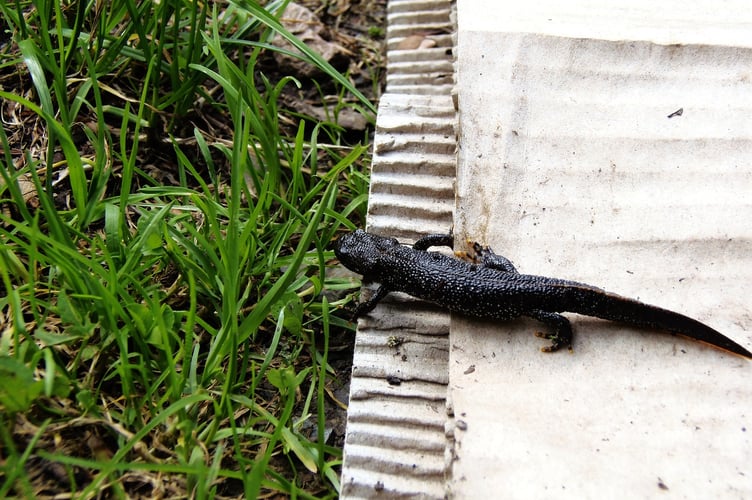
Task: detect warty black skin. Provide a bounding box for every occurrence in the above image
[334,229,752,358]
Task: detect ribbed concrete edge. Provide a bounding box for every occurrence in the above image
[339,1,457,498]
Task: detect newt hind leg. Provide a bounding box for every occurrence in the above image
[525,310,574,352]
[470,242,519,274]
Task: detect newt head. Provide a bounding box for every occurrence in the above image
[334,229,399,275]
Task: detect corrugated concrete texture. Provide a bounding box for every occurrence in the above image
[339,1,457,498]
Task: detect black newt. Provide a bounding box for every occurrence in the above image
[334,230,751,358]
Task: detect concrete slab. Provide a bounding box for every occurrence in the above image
[458,0,752,47]
[449,2,752,498]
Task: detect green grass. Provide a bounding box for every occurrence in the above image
[0,0,374,497]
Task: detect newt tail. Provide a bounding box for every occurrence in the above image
[550,283,752,358]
